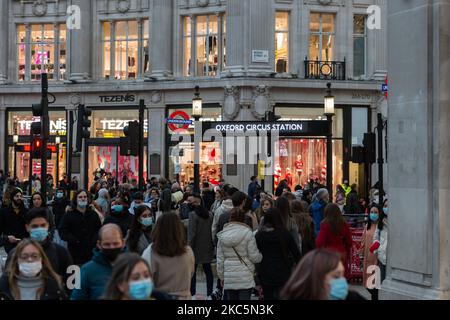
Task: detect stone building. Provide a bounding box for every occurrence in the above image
[0,0,387,192]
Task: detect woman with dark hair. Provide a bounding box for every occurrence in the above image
[370,199,389,282]
[291,199,315,255]
[0,239,67,300]
[103,252,172,300]
[141,213,195,300]
[274,197,300,251]
[59,190,102,265]
[361,204,381,300]
[280,249,363,300]
[187,194,214,299]
[216,208,262,300]
[255,196,273,223]
[125,205,154,255]
[316,203,352,267]
[255,208,301,300]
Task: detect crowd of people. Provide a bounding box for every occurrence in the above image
[0,171,389,301]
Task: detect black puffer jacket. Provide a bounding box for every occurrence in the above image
[255,226,301,286]
[0,205,29,253]
[0,274,67,300]
[103,210,133,238]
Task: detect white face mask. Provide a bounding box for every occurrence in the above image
[19,261,43,278]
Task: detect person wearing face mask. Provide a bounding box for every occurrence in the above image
[0,188,28,254]
[59,190,102,265]
[125,205,154,255]
[187,194,215,299]
[52,188,70,232]
[370,199,389,283]
[29,192,56,241]
[103,199,133,237]
[360,204,381,300]
[71,224,125,300]
[128,192,144,215]
[0,239,67,300]
[5,208,73,287]
[95,188,111,216]
[103,252,173,300]
[280,249,365,300]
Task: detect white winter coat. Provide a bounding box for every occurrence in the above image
[372,218,388,265]
[216,222,262,290]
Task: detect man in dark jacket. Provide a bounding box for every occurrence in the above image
[201,182,216,212]
[71,224,125,300]
[247,176,260,200]
[6,208,73,283]
[345,184,361,215]
[158,178,172,213]
[0,188,28,254]
[103,200,133,237]
[52,188,70,229]
[59,192,102,265]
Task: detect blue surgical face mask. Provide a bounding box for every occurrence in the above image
[329,277,349,300]
[369,212,379,222]
[383,207,388,216]
[128,278,153,300]
[140,217,154,227]
[78,200,88,209]
[30,227,49,242]
[56,192,64,199]
[112,205,124,213]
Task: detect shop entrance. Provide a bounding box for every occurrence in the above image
[86,144,147,187]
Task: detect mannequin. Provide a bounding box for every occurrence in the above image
[285,167,293,188]
[295,154,303,186]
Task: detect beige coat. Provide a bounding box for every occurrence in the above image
[361,223,378,288]
[142,245,195,300]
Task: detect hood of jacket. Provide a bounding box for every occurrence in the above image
[217,222,251,248]
[219,199,234,212]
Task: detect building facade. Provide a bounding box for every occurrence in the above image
[0,0,387,192]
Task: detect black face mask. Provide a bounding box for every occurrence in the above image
[101,248,123,262]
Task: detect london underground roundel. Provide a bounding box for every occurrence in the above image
[167,111,193,132]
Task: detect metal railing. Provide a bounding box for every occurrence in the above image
[304,57,346,80]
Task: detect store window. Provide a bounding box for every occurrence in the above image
[8,111,66,136]
[274,106,343,191]
[87,146,148,188]
[90,110,149,138]
[309,13,335,61]
[102,19,149,80]
[167,107,222,186]
[17,23,67,82]
[275,12,289,73]
[183,14,226,77]
[353,15,367,78]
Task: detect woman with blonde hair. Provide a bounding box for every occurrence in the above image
[0,239,67,300]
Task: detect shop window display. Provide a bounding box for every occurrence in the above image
[274,138,342,192]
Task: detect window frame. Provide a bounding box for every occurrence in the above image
[275,11,290,73]
[17,23,66,83]
[352,14,368,79]
[309,12,336,62]
[101,19,149,81]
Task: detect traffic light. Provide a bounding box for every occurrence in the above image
[75,104,92,152]
[32,138,43,159]
[120,121,139,156]
[352,146,365,163]
[363,133,376,164]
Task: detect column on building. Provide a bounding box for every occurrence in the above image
[372,0,388,80]
[148,105,166,178]
[0,0,9,84]
[381,0,450,299]
[147,0,173,80]
[0,106,6,171]
[225,0,274,77]
[68,0,92,82]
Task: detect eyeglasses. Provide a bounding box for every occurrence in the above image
[19,253,41,261]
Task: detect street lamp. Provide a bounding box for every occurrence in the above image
[192,86,203,194]
[324,82,335,201]
[13,134,19,180]
[55,136,61,187]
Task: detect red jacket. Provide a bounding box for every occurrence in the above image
[316,222,352,260]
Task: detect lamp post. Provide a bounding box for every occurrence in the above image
[13,134,19,180]
[192,86,203,194]
[55,136,60,188]
[324,82,335,201]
